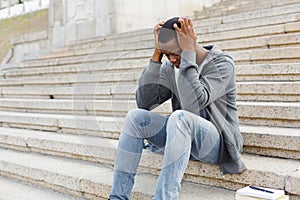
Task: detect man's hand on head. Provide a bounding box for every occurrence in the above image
[152,20,164,63]
[173,17,197,52]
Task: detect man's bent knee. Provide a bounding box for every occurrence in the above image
[168,110,209,140]
[125,108,151,128]
[167,110,193,137]
[168,110,193,129]
[169,110,189,121]
[123,108,165,139]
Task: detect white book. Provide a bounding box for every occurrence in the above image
[236,186,286,200]
[236,193,289,200]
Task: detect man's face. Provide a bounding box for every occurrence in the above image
[159,38,182,68]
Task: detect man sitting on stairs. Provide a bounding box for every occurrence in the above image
[109,17,246,200]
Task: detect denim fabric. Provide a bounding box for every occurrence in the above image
[109,108,220,200]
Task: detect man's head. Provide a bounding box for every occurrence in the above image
[158,17,182,68]
[158,17,181,43]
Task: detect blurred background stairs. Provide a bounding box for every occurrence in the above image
[0,0,299,199]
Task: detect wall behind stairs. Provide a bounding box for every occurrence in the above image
[49,0,223,47]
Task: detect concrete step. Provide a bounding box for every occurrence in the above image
[0,121,298,160]
[0,84,137,100]
[13,57,146,75]
[0,176,84,200]
[230,46,300,64]
[0,110,124,138]
[0,71,141,86]
[44,2,300,58]
[66,27,153,49]
[0,99,299,128]
[240,125,300,160]
[2,59,146,78]
[38,31,300,62]
[0,137,299,198]
[45,20,300,61]
[195,0,300,19]
[49,22,300,55]
[0,98,142,116]
[211,32,300,51]
[1,80,299,102]
[236,63,300,82]
[0,148,235,200]
[28,49,148,70]
[3,47,300,79]
[1,65,299,85]
[220,1,300,24]
[199,21,300,44]
[236,81,300,102]
[0,98,298,138]
[3,59,300,82]
[12,7,300,66]
[1,65,300,88]
[237,101,300,128]
[38,3,300,59]
[38,14,300,60]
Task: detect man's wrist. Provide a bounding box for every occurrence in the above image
[180,51,196,68]
[152,49,163,63]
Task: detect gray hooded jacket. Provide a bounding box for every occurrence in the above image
[136,45,246,175]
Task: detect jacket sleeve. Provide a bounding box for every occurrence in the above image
[177,51,235,115]
[136,60,172,110]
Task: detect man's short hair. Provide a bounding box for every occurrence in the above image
[158,17,181,43]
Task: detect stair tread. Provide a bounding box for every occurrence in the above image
[0,98,299,107]
[1,83,299,103]
[0,176,83,200]
[196,0,300,20]
[0,125,298,164]
[0,120,299,136]
[18,46,300,67]
[0,125,299,146]
[45,21,300,58]
[0,98,299,110]
[1,74,300,85]
[1,1,300,198]
[0,101,298,121]
[0,148,235,199]
[39,31,300,59]
[237,101,300,107]
[0,101,298,129]
[40,3,300,57]
[0,136,299,195]
[2,63,300,83]
[239,124,300,136]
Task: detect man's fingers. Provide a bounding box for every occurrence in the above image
[181,17,189,28]
[154,24,163,33]
[154,20,164,30]
[174,17,196,40]
[193,28,196,36]
[188,18,193,27]
[173,23,181,31]
[185,18,190,27]
[177,17,193,33]
[178,18,184,30]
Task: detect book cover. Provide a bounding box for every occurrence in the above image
[236,186,286,200]
[236,193,289,200]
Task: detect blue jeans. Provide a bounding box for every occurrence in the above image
[109,109,221,200]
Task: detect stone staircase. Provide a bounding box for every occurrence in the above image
[195,0,300,19]
[0,1,300,200]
